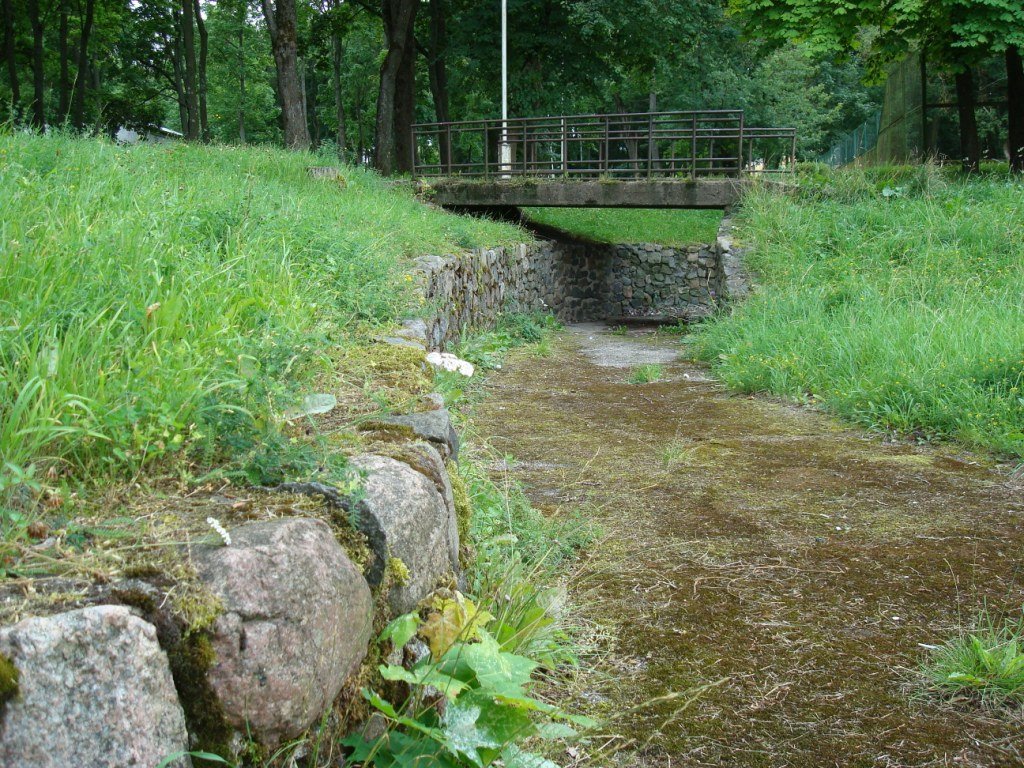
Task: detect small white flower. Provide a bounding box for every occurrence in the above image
[425,351,475,377]
[206,517,232,546]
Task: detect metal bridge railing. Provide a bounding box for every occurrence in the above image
[411,110,797,179]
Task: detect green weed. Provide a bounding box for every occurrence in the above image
[921,613,1024,707]
[659,441,698,467]
[628,364,664,384]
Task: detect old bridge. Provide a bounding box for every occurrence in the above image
[411,109,796,210]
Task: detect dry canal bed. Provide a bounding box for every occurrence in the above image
[473,324,1024,767]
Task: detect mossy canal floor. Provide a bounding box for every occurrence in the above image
[473,324,1024,767]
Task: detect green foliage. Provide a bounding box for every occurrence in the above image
[461,459,594,571]
[627,364,664,384]
[696,165,1024,458]
[346,624,592,768]
[0,133,524,496]
[921,613,1024,707]
[728,0,1024,77]
[347,447,597,767]
[455,314,563,372]
[524,208,722,246]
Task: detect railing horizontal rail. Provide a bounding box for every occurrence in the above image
[411,110,796,179]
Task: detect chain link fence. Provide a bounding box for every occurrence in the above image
[821,54,1008,167]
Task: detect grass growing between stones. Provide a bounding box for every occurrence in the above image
[523,208,721,245]
[695,164,1024,460]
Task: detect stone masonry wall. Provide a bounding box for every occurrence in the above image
[417,217,746,350]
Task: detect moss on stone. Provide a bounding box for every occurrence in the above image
[0,652,19,707]
[167,631,233,758]
[448,461,474,567]
[388,556,410,586]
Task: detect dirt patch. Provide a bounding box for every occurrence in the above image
[473,324,1024,767]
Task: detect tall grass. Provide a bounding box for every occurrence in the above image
[696,166,1024,458]
[0,132,525,488]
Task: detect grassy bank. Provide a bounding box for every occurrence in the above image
[523,207,721,245]
[0,132,524,496]
[2,134,596,766]
[695,166,1024,459]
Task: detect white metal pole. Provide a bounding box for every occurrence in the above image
[501,0,508,132]
[500,0,510,174]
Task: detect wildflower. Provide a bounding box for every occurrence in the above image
[206,517,231,546]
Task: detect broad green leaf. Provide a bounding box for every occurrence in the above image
[363,688,401,719]
[536,722,578,740]
[441,701,498,767]
[461,632,538,696]
[379,612,421,649]
[501,745,562,768]
[378,663,470,701]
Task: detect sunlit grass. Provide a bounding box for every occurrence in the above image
[523,207,721,245]
[695,165,1024,458]
[0,132,526,490]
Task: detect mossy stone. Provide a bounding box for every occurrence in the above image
[0,652,19,707]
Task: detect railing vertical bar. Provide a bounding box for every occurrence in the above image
[561,118,568,176]
[445,124,453,175]
[604,116,610,176]
[737,112,745,175]
[410,127,418,176]
[647,114,654,178]
[691,115,697,178]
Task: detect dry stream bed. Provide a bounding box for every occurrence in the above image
[473,324,1024,767]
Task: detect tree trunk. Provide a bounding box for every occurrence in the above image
[331,32,346,158]
[393,21,416,174]
[374,0,418,175]
[306,61,321,148]
[356,84,366,161]
[180,0,200,139]
[171,11,189,134]
[427,0,450,166]
[238,7,246,143]
[1,0,19,115]
[1007,47,1024,174]
[70,0,96,130]
[58,1,70,122]
[194,0,209,141]
[261,0,311,150]
[954,68,979,173]
[27,0,44,129]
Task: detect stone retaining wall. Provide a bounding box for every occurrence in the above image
[418,217,746,349]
